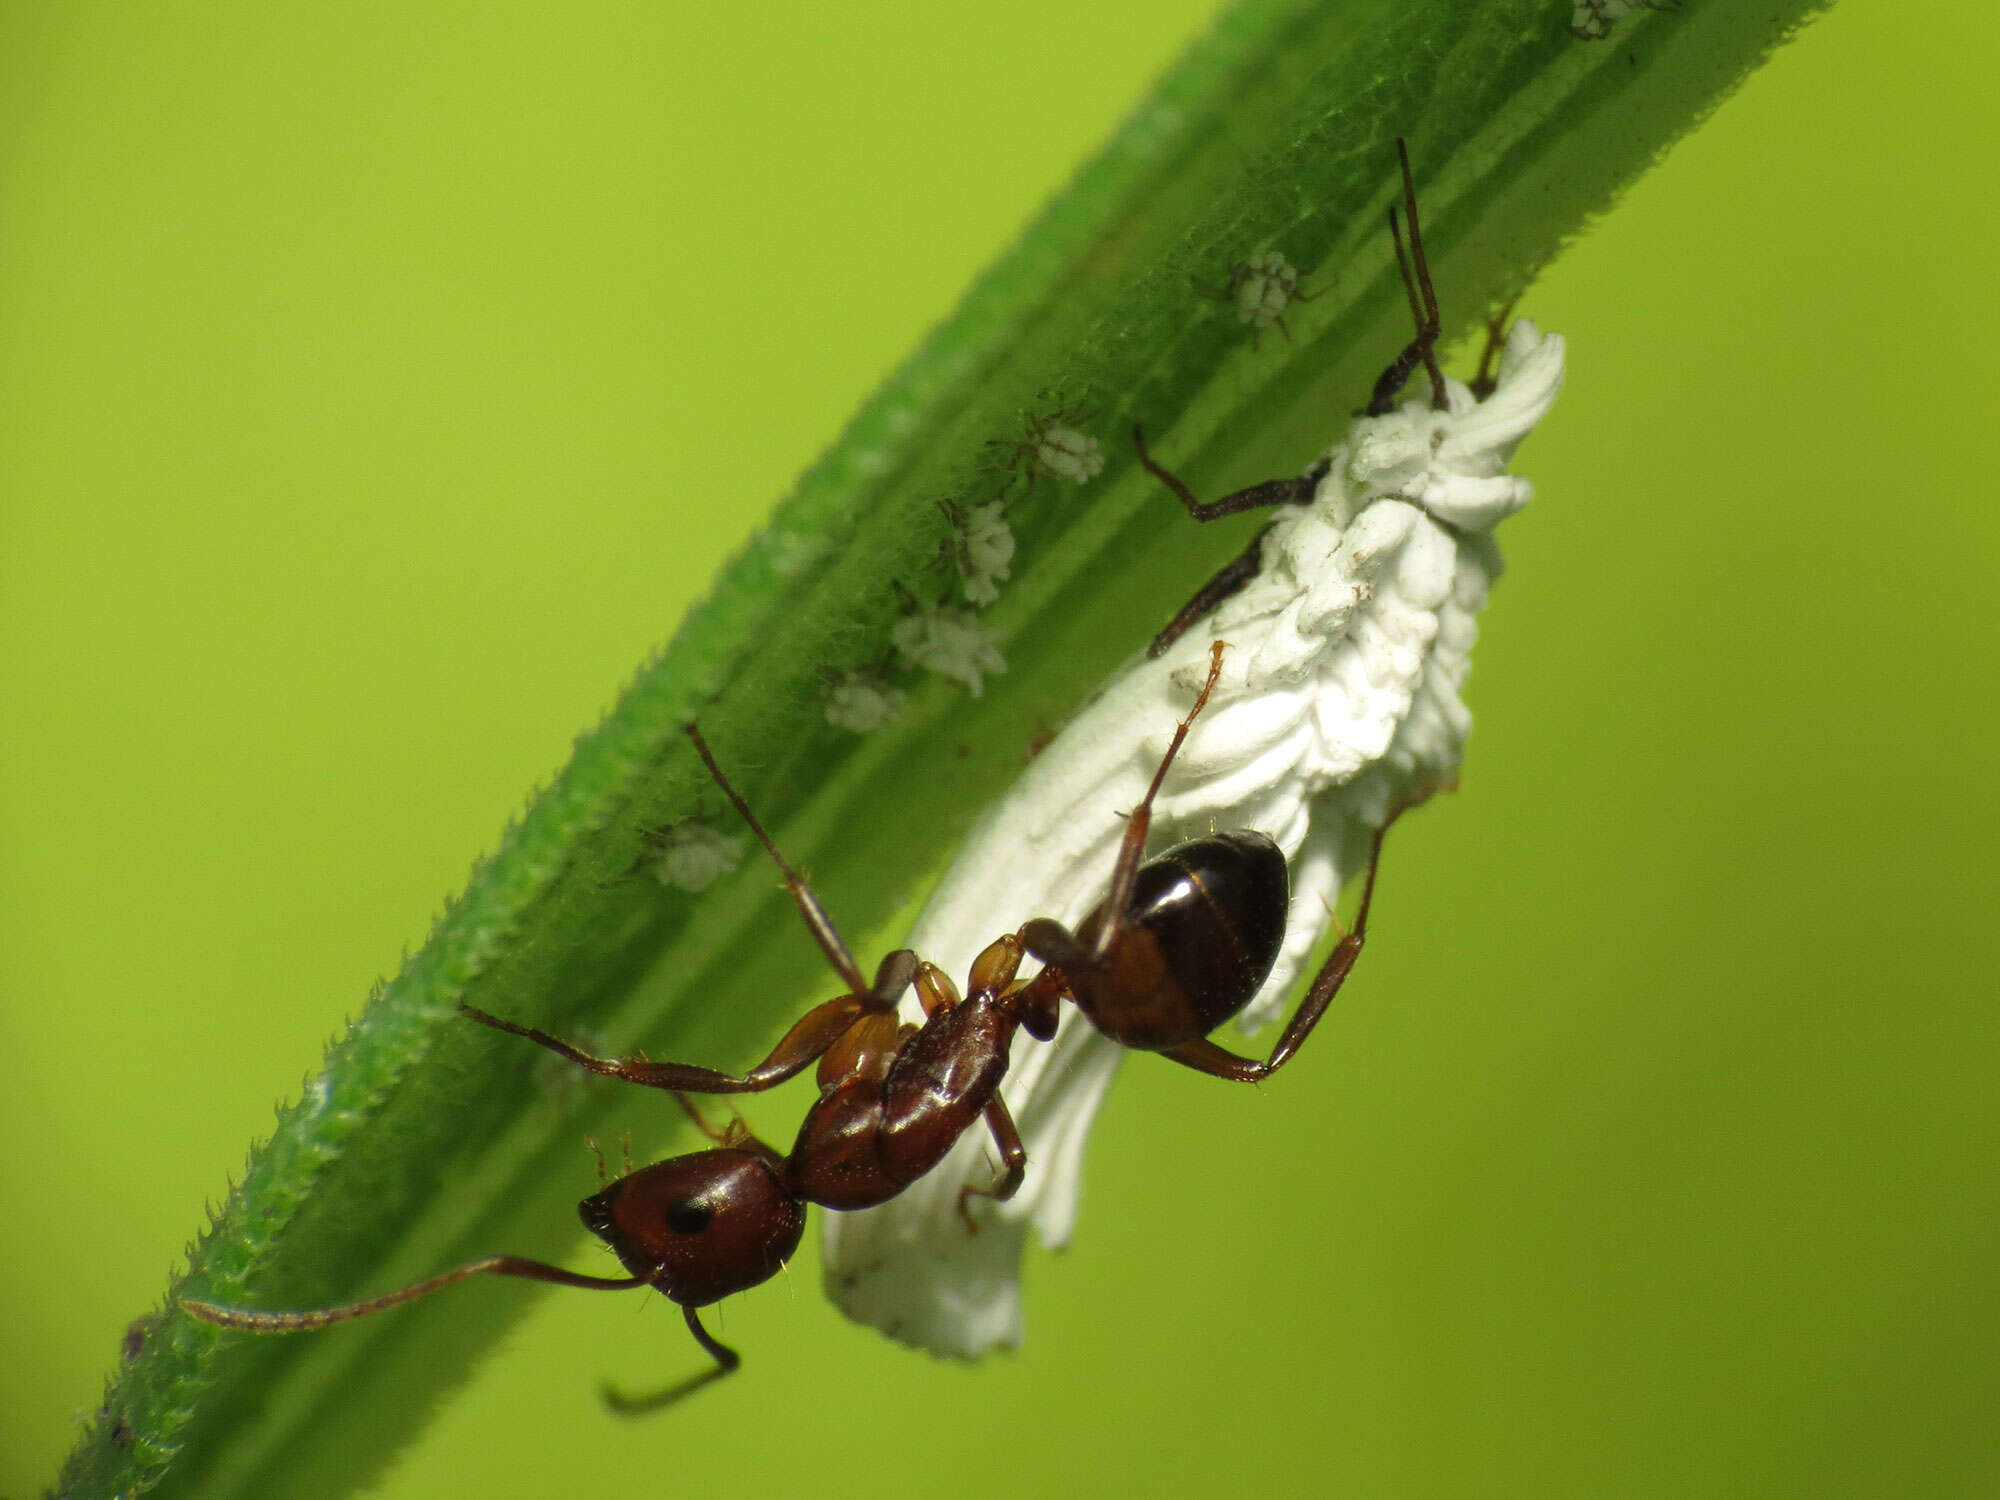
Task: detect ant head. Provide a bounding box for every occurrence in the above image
[580,1148,805,1308]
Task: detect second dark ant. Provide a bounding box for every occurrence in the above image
[1136,137,1453,659]
[183,639,1413,1400]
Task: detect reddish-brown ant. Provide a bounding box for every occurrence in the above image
[182,641,1404,1396]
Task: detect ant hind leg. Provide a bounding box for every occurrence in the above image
[683,721,872,995]
[1158,795,1417,1084]
[1148,525,1274,659]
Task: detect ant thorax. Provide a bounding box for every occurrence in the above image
[821,320,1565,1358]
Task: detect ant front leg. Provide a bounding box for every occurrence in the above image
[1159,808,1401,1084]
[956,1095,1029,1234]
[667,1089,792,1162]
[600,1305,741,1417]
[1145,525,1272,660]
[1133,424,1321,658]
[1134,423,1321,525]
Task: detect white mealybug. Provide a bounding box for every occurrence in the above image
[825,671,908,735]
[640,822,744,893]
[1031,422,1103,485]
[1571,0,1677,40]
[1226,250,1314,337]
[994,409,1105,492]
[948,500,1017,607]
[893,603,1008,696]
[822,150,1565,1357]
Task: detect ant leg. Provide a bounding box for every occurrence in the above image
[1134,424,1317,523]
[600,1305,739,1416]
[1158,809,1400,1084]
[1363,139,1448,417]
[666,1090,794,1178]
[462,997,860,1095]
[1134,428,1325,657]
[684,722,870,995]
[667,1090,787,1158]
[1022,640,1228,974]
[1091,638,1229,958]
[459,954,911,1098]
[956,1096,1029,1233]
[668,1090,737,1145]
[1468,295,1521,400]
[182,1258,645,1334]
[1148,524,1273,659]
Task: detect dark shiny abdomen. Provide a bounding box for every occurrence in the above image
[1072,830,1288,1049]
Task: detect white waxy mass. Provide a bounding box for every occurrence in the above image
[822,321,1565,1357]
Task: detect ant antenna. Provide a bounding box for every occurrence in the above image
[182,1258,645,1333]
[1365,138,1449,415]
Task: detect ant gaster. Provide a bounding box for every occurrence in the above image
[182,640,1405,1397]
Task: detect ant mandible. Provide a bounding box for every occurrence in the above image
[183,640,1406,1397]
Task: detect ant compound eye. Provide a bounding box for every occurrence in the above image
[663,1197,713,1236]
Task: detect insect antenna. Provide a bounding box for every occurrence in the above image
[1365,138,1450,415]
[1391,139,1448,409]
[181,1257,645,1333]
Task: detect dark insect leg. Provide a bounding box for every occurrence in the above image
[956,1096,1029,1233]
[1363,139,1448,416]
[1149,524,1273,659]
[1468,295,1521,400]
[1134,423,1317,523]
[600,1304,741,1416]
[664,1090,790,1176]
[181,1258,645,1334]
[1021,641,1229,973]
[1158,809,1398,1084]
[684,721,871,994]
[460,987,874,1096]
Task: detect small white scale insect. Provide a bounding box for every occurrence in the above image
[822,159,1566,1356]
[1571,0,1676,41]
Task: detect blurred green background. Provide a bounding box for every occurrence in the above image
[5,3,1997,1496]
